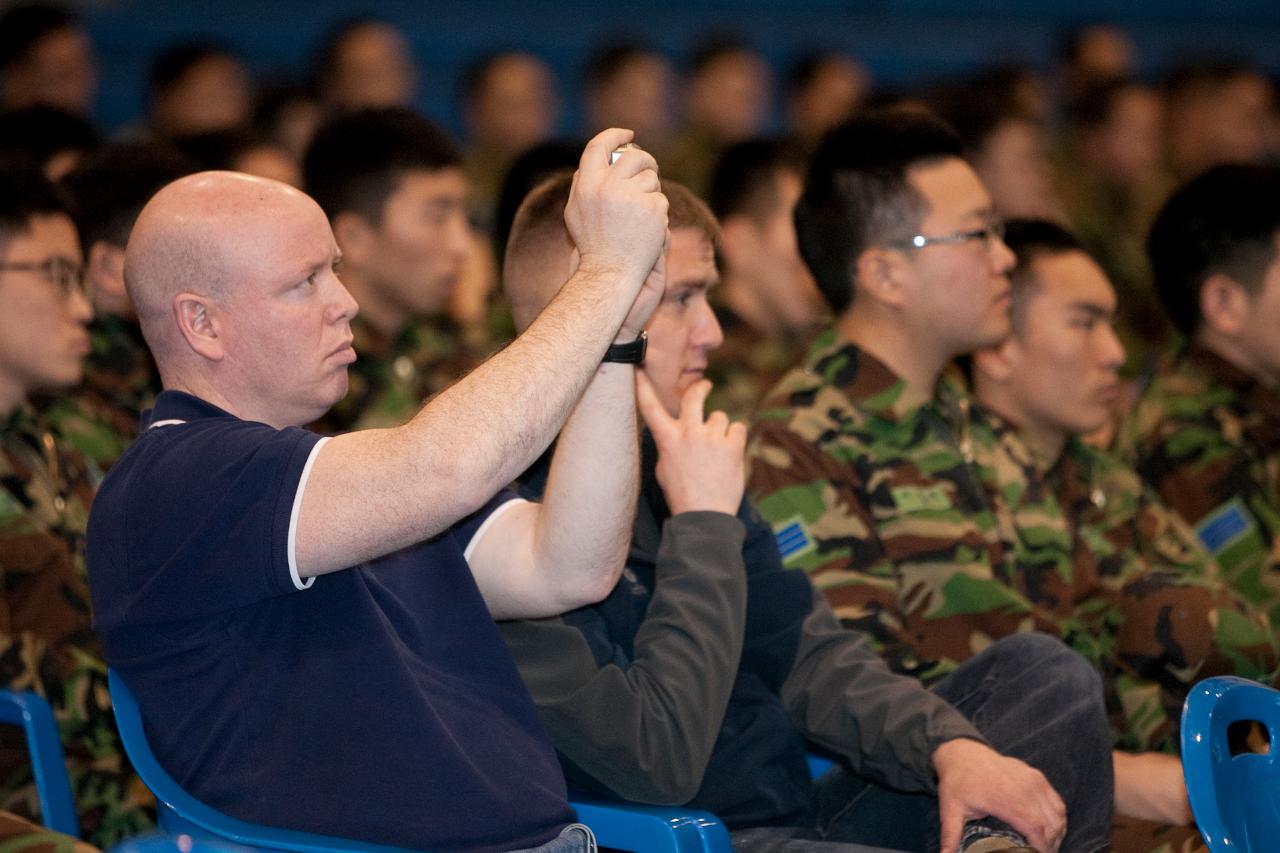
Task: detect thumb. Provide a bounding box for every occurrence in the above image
[938,797,963,853]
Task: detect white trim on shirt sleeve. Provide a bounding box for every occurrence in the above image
[462,497,529,564]
[286,436,330,591]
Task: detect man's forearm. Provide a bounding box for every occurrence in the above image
[529,359,641,609]
[296,263,648,577]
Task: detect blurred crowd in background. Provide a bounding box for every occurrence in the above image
[3,0,1279,403]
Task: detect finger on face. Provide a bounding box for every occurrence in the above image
[678,378,713,426]
[636,370,676,438]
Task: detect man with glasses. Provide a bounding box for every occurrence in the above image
[0,163,153,846]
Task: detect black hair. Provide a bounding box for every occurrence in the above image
[688,34,756,76]
[1147,164,1280,335]
[584,41,655,89]
[148,41,240,100]
[708,136,807,222]
[302,107,461,223]
[492,138,584,262]
[795,107,964,314]
[0,157,73,250]
[0,3,78,72]
[1002,218,1086,333]
[0,105,99,169]
[59,140,196,248]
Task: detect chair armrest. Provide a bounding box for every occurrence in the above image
[0,690,79,837]
[570,795,731,853]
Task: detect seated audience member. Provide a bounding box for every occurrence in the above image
[1122,165,1280,627]
[740,110,1217,847]
[660,36,772,198]
[309,17,417,113]
[968,219,1277,844]
[88,131,666,852]
[706,137,825,420]
[582,42,675,150]
[0,165,152,846]
[146,42,252,139]
[460,51,559,229]
[1058,79,1171,366]
[501,172,1113,853]
[52,140,195,468]
[0,3,96,117]
[1163,61,1274,182]
[785,52,869,145]
[303,107,491,433]
[931,80,1065,223]
[1057,24,1136,103]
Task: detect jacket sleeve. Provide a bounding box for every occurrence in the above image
[780,588,985,794]
[498,511,748,804]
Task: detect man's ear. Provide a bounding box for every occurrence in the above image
[1200,273,1250,335]
[173,292,225,361]
[87,240,127,303]
[852,247,908,309]
[331,211,375,268]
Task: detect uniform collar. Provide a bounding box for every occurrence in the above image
[141,390,237,429]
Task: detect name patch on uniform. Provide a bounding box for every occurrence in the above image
[1195,499,1254,555]
[774,518,816,561]
[891,485,952,512]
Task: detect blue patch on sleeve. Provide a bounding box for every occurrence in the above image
[774,521,813,559]
[1196,501,1253,554]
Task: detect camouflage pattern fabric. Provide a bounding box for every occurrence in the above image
[312,313,498,435]
[707,305,817,423]
[38,317,158,472]
[0,407,153,847]
[745,330,1276,754]
[1121,344,1280,628]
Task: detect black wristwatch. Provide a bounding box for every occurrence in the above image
[602,330,647,365]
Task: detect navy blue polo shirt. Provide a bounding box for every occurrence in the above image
[87,391,572,852]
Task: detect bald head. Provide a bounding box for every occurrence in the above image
[125,171,331,361]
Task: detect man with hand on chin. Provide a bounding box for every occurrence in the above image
[499,171,1114,853]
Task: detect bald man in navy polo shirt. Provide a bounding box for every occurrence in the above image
[87,129,667,852]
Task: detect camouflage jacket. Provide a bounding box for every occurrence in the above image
[707,305,818,423]
[0,407,152,846]
[312,313,497,434]
[746,331,1275,751]
[38,316,158,471]
[1121,344,1280,627]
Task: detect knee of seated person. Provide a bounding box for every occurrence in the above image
[988,633,1103,694]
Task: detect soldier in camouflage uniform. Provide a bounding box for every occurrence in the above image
[47,142,196,470]
[744,111,1224,848]
[704,138,826,421]
[302,108,493,434]
[1121,165,1280,628]
[0,167,152,846]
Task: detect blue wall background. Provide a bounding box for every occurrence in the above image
[79,0,1280,135]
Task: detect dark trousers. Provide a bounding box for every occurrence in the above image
[731,633,1114,853]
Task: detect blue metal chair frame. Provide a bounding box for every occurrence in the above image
[1182,675,1280,853]
[107,669,730,853]
[0,689,80,837]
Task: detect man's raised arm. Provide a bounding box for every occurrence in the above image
[296,129,668,579]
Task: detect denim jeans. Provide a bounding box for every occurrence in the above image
[731,633,1114,853]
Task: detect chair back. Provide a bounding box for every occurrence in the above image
[1182,676,1280,852]
[0,690,79,837]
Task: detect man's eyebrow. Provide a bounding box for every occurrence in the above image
[667,277,717,294]
[1067,300,1115,318]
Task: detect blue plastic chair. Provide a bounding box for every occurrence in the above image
[1182,675,1280,852]
[107,669,729,853]
[0,689,79,837]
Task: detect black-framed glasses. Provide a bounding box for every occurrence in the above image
[0,257,87,299]
[891,219,1007,251]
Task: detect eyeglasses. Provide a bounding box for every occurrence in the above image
[891,219,1007,251]
[0,257,87,299]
